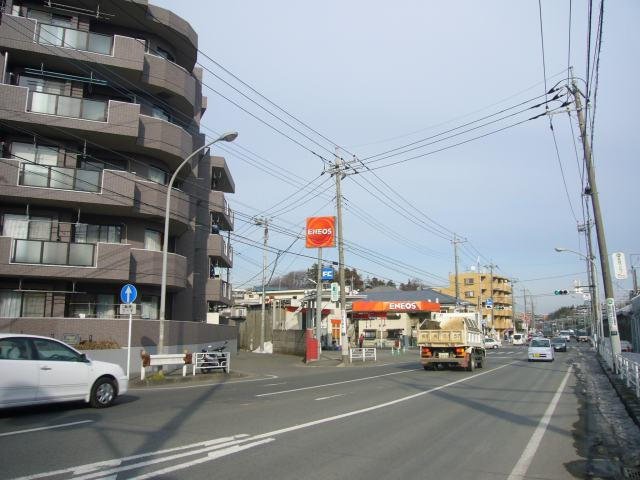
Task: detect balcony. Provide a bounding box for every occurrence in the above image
[130,249,187,289]
[0,15,145,75]
[0,237,130,281]
[137,115,194,167]
[19,163,101,192]
[205,278,232,305]
[211,155,235,194]
[28,91,107,121]
[0,84,140,141]
[143,53,197,115]
[134,179,193,231]
[207,234,233,268]
[209,191,234,231]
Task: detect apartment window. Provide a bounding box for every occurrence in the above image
[21,292,46,317]
[0,291,22,317]
[11,142,59,165]
[141,296,159,319]
[148,165,168,185]
[211,212,222,234]
[144,229,162,251]
[155,46,175,62]
[465,291,475,298]
[464,278,474,285]
[151,106,171,122]
[25,9,73,27]
[2,214,51,240]
[73,224,121,244]
[77,157,126,171]
[0,291,48,317]
[209,257,219,278]
[18,75,65,95]
[68,293,116,318]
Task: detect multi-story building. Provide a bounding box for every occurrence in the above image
[436,271,513,336]
[0,0,234,322]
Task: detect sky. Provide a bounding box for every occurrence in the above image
[150,0,639,314]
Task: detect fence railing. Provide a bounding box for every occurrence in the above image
[12,239,95,266]
[193,352,230,374]
[28,91,108,121]
[37,23,113,55]
[617,354,640,399]
[19,163,101,192]
[349,347,376,362]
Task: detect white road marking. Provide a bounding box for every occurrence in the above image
[14,363,516,480]
[315,394,345,401]
[0,420,93,437]
[263,382,286,387]
[507,366,573,480]
[128,374,279,392]
[255,369,419,397]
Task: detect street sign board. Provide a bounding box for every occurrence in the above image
[120,304,137,315]
[330,282,339,302]
[612,252,628,280]
[321,267,334,281]
[305,217,336,248]
[120,284,137,304]
[486,298,493,309]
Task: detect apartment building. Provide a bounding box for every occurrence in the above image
[0,0,234,322]
[436,271,513,336]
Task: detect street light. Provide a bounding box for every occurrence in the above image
[554,247,603,354]
[158,132,238,352]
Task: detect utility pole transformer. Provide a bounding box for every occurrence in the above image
[572,79,621,368]
[334,148,348,360]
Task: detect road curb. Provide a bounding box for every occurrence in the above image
[596,355,640,429]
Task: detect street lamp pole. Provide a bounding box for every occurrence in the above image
[158,132,238,352]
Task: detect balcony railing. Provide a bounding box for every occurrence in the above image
[28,91,107,121]
[37,23,113,55]
[12,239,95,266]
[19,163,101,192]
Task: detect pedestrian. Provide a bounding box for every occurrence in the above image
[359,333,364,348]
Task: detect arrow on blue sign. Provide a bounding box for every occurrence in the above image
[120,284,137,304]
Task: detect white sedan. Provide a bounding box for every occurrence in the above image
[0,334,128,409]
[528,338,555,362]
[484,337,501,349]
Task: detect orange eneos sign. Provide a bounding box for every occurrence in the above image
[305,216,335,248]
[352,301,441,313]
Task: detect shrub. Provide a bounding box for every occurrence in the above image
[76,339,121,350]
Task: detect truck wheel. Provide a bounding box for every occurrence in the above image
[467,356,475,372]
[477,355,484,368]
[423,365,432,371]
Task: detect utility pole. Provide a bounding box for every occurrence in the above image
[579,220,602,350]
[511,278,518,332]
[315,250,323,354]
[256,217,269,352]
[334,147,348,361]
[572,78,621,368]
[453,234,462,306]
[531,296,536,333]
[522,289,528,332]
[485,263,497,331]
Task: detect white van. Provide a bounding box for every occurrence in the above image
[512,333,525,346]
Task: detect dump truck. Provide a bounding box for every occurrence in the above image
[417,312,485,371]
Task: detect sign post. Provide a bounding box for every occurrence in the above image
[306,217,336,359]
[120,284,137,378]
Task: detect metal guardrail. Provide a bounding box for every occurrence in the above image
[193,352,230,374]
[349,347,376,362]
[140,353,190,380]
[616,354,640,399]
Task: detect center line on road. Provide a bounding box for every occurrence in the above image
[507,366,573,480]
[264,383,286,387]
[315,394,345,401]
[0,420,93,437]
[255,369,419,397]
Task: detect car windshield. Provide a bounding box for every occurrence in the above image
[530,339,550,348]
[513,335,522,339]
[559,331,570,336]
[550,338,564,344]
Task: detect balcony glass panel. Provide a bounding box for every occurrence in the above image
[38,24,64,46]
[49,167,76,189]
[88,33,113,55]
[69,243,94,266]
[56,95,82,118]
[74,169,100,192]
[82,99,107,121]
[29,92,57,115]
[14,240,42,263]
[42,242,68,265]
[22,164,49,187]
[63,28,88,50]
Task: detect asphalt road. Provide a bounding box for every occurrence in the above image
[1,345,586,479]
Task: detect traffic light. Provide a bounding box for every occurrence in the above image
[554,289,569,295]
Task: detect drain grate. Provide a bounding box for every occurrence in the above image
[622,466,640,480]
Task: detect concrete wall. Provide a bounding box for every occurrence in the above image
[237,307,306,356]
[272,330,306,356]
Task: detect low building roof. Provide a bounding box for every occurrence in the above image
[361,288,464,305]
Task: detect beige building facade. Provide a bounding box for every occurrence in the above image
[436,271,514,337]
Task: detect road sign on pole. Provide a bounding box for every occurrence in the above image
[120,284,137,304]
[322,267,334,281]
[486,298,493,309]
[330,282,339,302]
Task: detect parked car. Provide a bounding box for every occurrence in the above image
[620,340,633,352]
[550,337,568,352]
[558,330,572,342]
[512,333,525,346]
[0,334,128,409]
[528,338,554,362]
[484,337,501,349]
